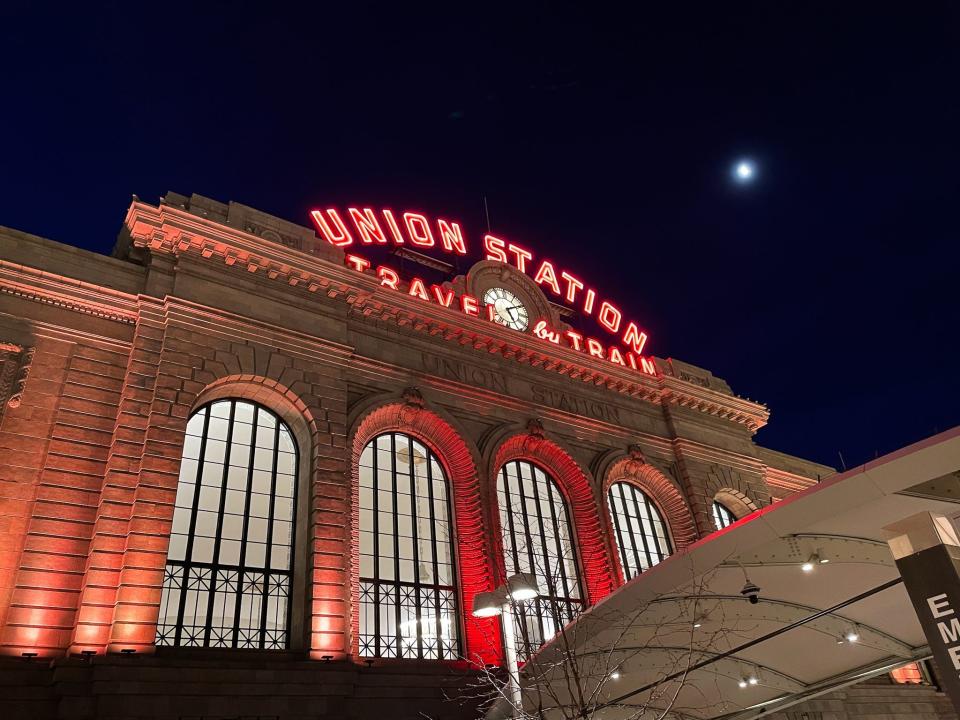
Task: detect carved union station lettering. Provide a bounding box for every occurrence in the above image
[530,383,621,425]
[420,352,508,394]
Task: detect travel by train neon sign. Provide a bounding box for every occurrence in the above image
[310,208,655,377]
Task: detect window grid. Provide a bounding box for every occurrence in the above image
[497,460,583,657]
[712,500,737,530]
[358,432,460,660]
[607,481,672,581]
[156,400,298,650]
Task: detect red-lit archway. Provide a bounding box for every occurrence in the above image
[350,397,497,665]
[490,433,615,605]
[601,454,698,585]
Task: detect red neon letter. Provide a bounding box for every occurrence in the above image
[598,302,622,333]
[431,285,455,307]
[483,234,509,263]
[437,219,467,255]
[461,294,479,316]
[533,320,560,344]
[586,338,605,358]
[310,209,353,247]
[560,271,584,303]
[564,330,583,351]
[508,244,533,273]
[345,254,371,272]
[404,213,434,247]
[408,277,430,301]
[640,357,657,376]
[382,209,405,243]
[608,346,626,366]
[377,266,399,290]
[583,288,596,315]
[347,208,388,245]
[622,322,649,355]
[533,260,561,295]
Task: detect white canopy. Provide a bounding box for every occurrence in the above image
[493,428,960,719]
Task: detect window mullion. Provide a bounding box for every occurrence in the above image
[371,432,380,657]
[425,444,449,656]
[203,400,236,646]
[514,462,548,648]
[499,466,521,580]
[285,434,300,646]
[174,406,210,647]
[630,484,654,569]
[621,485,643,577]
[231,404,259,648]
[540,468,569,627]
[391,433,402,656]
[258,417,281,649]
[607,488,630,581]
[408,438,422,658]
[641,488,665,563]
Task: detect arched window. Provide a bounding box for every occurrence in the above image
[497,460,583,653]
[358,432,460,659]
[607,481,672,581]
[156,400,299,649]
[712,500,736,530]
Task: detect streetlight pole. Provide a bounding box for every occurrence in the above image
[471,572,540,719]
[500,600,523,715]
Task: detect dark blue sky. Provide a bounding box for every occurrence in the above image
[1,2,957,469]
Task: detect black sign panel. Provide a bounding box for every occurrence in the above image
[894,543,960,714]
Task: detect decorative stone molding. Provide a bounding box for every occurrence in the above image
[0,265,138,325]
[397,386,425,425]
[713,487,759,519]
[0,342,34,423]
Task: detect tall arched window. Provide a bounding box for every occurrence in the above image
[156,400,298,649]
[607,482,672,581]
[358,432,460,660]
[712,500,736,530]
[497,460,583,653]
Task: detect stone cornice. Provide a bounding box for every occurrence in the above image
[670,437,769,474]
[0,260,139,324]
[124,200,770,432]
[764,466,820,495]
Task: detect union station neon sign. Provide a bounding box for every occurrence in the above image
[310,208,656,376]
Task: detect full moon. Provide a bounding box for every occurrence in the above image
[733,159,757,183]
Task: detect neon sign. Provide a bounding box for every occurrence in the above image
[311,208,656,377]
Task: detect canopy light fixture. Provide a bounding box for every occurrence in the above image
[845,626,860,643]
[506,572,540,601]
[738,678,749,689]
[471,590,506,618]
[610,671,621,680]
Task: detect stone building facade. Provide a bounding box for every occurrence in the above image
[0,193,950,719]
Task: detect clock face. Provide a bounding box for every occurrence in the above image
[483,287,529,331]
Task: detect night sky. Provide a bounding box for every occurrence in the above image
[2,3,957,470]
